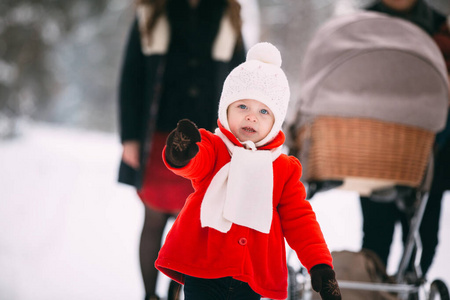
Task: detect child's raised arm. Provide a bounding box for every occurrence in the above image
[165,119,201,168]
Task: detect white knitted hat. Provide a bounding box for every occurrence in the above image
[218,42,291,147]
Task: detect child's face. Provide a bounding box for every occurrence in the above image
[227,99,275,144]
[381,0,417,11]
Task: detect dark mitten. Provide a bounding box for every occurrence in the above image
[310,264,341,300]
[165,119,201,167]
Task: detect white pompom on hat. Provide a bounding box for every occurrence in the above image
[218,42,291,147]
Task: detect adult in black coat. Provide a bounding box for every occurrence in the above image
[361,0,449,278]
[117,1,246,299]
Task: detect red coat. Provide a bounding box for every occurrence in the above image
[156,128,333,300]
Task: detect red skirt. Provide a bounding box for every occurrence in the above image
[137,132,193,214]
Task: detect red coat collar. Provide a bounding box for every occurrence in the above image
[217,121,285,150]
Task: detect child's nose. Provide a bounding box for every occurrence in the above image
[246,114,257,122]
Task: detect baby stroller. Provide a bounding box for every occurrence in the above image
[287,11,449,300]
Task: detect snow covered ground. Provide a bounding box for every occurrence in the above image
[0,122,449,300]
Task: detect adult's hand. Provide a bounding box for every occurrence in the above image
[122,140,140,169]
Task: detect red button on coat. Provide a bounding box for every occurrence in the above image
[238,238,247,246]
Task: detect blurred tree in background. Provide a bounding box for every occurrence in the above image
[0,0,448,139]
[0,0,132,138]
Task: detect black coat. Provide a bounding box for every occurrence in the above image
[367,0,446,35]
[118,4,245,189]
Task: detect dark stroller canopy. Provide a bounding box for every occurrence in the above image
[299,11,449,132]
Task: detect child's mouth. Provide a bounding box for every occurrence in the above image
[242,127,256,133]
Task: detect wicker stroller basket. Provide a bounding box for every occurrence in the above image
[293,12,449,195]
[297,116,435,188]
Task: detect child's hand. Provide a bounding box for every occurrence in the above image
[165,119,201,167]
[310,264,341,300]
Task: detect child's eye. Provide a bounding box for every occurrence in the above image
[260,109,269,115]
[238,104,247,109]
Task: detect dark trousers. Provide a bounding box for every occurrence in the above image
[360,191,443,276]
[360,139,449,276]
[184,276,261,300]
[360,196,409,268]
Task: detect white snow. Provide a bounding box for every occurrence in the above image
[0,122,449,300]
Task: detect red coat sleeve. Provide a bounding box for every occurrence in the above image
[277,156,333,271]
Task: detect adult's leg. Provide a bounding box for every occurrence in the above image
[391,184,443,277]
[398,141,449,276]
[419,142,449,275]
[419,187,444,275]
[360,196,400,266]
[140,204,171,299]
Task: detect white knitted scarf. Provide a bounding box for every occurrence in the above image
[200,128,282,234]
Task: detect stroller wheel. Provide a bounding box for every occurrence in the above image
[429,279,450,300]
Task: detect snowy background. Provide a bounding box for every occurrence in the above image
[0,121,449,300]
[1,0,450,299]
